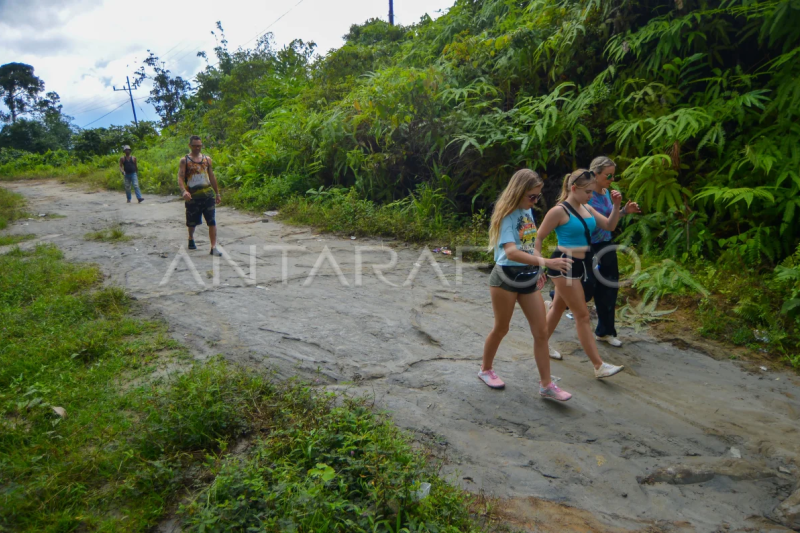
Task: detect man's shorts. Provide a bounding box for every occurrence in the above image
[185,196,216,227]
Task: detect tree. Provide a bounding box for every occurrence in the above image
[133,52,192,127]
[0,63,44,123]
[72,121,158,160]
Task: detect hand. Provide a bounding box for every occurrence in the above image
[215,194,221,205]
[623,199,641,214]
[546,256,573,273]
[182,190,192,201]
[611,189,623,207]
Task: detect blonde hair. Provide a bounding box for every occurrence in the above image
[489,169,543,251]
[589,156,616,175]
[557,168,596,203]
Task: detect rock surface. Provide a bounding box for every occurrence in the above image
[772,486,800,530]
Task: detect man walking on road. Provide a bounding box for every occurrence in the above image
[119,145,144,203]
[178,135,222,256]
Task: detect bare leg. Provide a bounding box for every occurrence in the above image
[209,225,217,248]
[547,288,568,339]
[552,277,604,369]
[516,291,552,387]
[187,226,195,240]
[482,287,518,371]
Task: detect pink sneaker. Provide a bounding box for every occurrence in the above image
[478,369,505,389]
[539,381,572,401]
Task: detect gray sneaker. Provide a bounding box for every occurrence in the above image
[595,362,624,379]
[596,335,622,347]
[549,344,562,360]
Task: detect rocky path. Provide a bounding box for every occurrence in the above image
[4,180,799,532]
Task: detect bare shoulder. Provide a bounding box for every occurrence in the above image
[546,204,568,222]
[205,156,213,166]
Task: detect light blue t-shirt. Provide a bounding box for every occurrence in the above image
[494,208,538,266]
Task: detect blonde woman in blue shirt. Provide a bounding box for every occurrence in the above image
[480,169,574,401]
[534,169,625,379]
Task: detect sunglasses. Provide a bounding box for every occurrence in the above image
[527,193,542,201]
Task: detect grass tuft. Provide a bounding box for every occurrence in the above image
[85,225,132,242]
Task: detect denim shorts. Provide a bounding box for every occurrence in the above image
[185,195,216,227]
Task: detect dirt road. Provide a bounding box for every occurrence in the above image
[4,180,799,533]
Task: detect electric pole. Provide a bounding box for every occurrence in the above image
[113,76,138,126]
[389,0,394,25]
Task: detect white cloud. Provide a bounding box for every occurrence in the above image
[1,0,454,128]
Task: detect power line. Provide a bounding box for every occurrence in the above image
[81,97,148,128]
[68,93,120,115]
[241,0,308,49]
[72,98,130,116]
[71,95,148,116]
[202,0,308,71]
[81,100,130,128]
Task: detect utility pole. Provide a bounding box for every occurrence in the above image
[113,76,138,126]
[389,0,394,25]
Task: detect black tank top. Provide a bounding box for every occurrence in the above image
[122,156,136,174]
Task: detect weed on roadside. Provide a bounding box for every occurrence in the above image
[85,225,131,242]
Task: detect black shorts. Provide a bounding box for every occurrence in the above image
[185,195,216,227]
[546,250,592,280]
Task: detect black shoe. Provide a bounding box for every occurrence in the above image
[188,240,197,250]
[138,198,144,203]
[210,247,222,257]
[127,200,131,203]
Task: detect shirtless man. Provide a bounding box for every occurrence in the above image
[119,145,144,203]
[178,135,222,256]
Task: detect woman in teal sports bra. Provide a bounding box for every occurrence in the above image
[534,169,626,380]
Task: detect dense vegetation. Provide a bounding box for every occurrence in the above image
[1,0,799,365]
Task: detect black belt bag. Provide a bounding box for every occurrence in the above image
[501,264,541,283]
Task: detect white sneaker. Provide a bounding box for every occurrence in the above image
[595,362,624,379]
[549,344,562,360]
[596,335,622,347]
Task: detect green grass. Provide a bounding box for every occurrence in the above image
[0,186,29,230]
[85,225,131,242]
[0,234,35,246]
[0,244,490,532]
[0,186,35,247]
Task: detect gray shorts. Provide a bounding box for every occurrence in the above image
[489,264,542,294]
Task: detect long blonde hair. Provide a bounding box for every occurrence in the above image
[488,169,543,251]
[557,168,596,203]
[589,156,616,175]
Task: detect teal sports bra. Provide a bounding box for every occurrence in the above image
[554,203,597,248]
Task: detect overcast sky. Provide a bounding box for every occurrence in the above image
[0,0,454,129]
